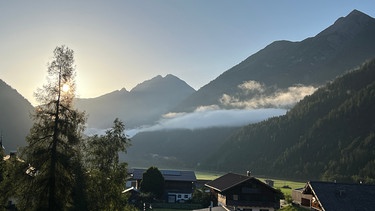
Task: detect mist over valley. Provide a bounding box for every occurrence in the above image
[1,10,375,183]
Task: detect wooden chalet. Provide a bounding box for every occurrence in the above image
[127,168,196,203]
[292,181,375,211]
[205,172,282,211]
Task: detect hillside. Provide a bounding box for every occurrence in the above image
[121,127,240,169]
[75,74,195,128]
[0,80,33,151]
[174,10,375,112]
[202,58,375,183]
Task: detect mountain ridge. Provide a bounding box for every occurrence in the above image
[0,79,33,152]
[173,9,375,112]
[75,74,195,128]
[202,58,375,182]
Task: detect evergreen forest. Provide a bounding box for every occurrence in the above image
[204,58,375,183]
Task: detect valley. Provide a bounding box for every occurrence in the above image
[1,9,375,184]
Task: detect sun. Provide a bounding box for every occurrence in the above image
[62,84,70,92]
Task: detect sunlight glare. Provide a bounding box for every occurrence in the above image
[62,84,70,92]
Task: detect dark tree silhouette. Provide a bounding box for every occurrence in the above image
[140,166,165,199]
[84,118,132,210]
[19,46,86,210]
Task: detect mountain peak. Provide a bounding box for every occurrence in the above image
[316,9,375,38]
[119,87,129,93]
[173,10,375,112]
[347,9,372,20]
[130,74,194,93]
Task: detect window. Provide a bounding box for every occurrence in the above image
[177,194,182,198]
[184,194,189,199]
[260,209,268,211]
[233,194,238,200]
[168,195,176,203]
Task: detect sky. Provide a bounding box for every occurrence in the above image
[1,1,374,106]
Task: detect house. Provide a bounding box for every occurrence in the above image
[292,181,375,211]
[205,172,282,211]
[127,168,197,203]
[122,187,141,205]
[2,151,26,210]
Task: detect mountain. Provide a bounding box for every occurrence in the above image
[121,127,240,169]
[174,10,375,112]
[202,58,375,183]
[75,74,195,128]
[0,79,34,152]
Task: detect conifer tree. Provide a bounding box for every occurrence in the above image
[19,46,86,210]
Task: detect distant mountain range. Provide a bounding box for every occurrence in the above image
[76,9,375,129]
[75,74,195,129]
[173,10,375,112]
[1,10,375,182]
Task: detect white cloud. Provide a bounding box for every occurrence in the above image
[221,84,318,109]
[238,80,265,93]
[140,108,286,132]
[84,81,316,137]
[85,108,287,137]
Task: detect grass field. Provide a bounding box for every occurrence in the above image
[261,177,306,196]
[195,171,222,180]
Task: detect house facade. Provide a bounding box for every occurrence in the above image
[205,173,282,211]
[292,181,375,211]
[127,168,196,203]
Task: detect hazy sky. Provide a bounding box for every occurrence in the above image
[1,1,374,106]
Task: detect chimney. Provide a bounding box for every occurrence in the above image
[246,171,251,177]
[10,151,17,158]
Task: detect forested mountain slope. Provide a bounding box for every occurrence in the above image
[174,10,375,112]
[0,80,33,151]
[121,127,240,169]
[203,58,375,183]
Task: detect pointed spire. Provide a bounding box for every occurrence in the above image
[0,131,4,150]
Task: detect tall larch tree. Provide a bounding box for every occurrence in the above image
[18,46,86,210]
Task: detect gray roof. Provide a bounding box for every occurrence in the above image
[205,173,251,192]
[129,168,196,182]
[305,181,375,211]
[205,173,279,194]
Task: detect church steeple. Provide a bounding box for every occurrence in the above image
[0,131,4,150]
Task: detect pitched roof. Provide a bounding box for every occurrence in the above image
[122,186,140,194]
[205,173,255,192]
[305,181,375,211]
[205,173,281,194]
[129,168,196,182]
